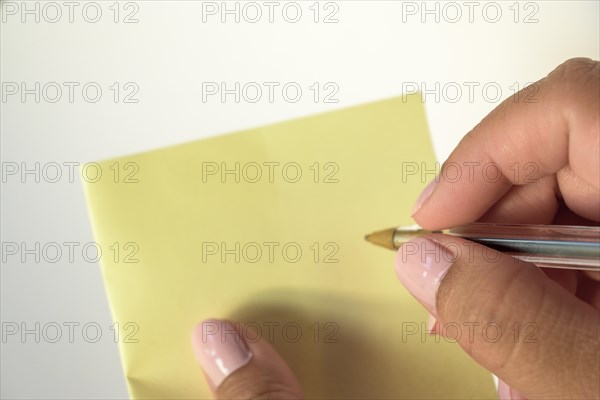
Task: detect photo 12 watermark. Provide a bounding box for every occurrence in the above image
[401,321,539,344]
[1,241,140,264]
[201,82,340,104]
[402,81,539,104]
[1,321,140,344]
[200,1,340,24]
[1,2,140,24]
[201,241,340,264]
[400,161,541,185]
[398,236,558,268]
[400,1,540,24]
[201,161,339,184]
[1,82,140,103]
[202,320,340,344]
[1,161,140,184]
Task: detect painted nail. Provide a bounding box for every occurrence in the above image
[426,314,439,335]
[411,178,438,216]
[192,319,253,388]
[395,237,454,315]
[510,388,526,400]
[497,380,511,400]
[497,379,527,400]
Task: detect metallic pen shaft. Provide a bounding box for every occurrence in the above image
[365,223,600,271]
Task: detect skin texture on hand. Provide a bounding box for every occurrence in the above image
[191,59,600,400]
[402,58,600,400]
[412,58,599,228]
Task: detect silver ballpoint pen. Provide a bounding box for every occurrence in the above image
[365,223,600,271]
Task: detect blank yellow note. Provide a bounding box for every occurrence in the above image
[83,95,496,399]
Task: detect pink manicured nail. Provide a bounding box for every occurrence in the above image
[395,237,454,315]
[497,380,511,400]
[192,320,252,388]
[426,314,439,335]
[411,179,438,216]
[497,379,526,400]
[510,388,526,400]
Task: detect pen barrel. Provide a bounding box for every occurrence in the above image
[465,237,600,270]
[447,223,600,271]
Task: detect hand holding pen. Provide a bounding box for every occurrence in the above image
[393,58,600,400]
[188,58,600,400]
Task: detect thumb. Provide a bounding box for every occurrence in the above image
[192,319,304,399]
[395,236,600,400]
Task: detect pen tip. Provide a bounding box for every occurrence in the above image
[364,228,397,250]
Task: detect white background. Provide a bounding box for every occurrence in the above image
[1,1,598,398]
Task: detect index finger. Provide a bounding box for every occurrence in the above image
[413,58,600,230]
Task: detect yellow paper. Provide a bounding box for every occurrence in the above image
[83,95,496,399]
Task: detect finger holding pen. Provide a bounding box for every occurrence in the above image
[396,58,600,400]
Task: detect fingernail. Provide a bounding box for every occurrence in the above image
[411,178,438,216]
[395,237,454,315]
[497,380,511,400]
[426,314,439,335]
[192,319,253,388]
[497,379,526,400]
[510,388,526,400]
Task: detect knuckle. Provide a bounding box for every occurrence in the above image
[219,373,299,400]
[552,57,599,94]
[437,251,547,369]
[468,267,543,369]
[437,245,598,396]
[557,57,597,75]
[249,380,300,400]
[251,387,301,400]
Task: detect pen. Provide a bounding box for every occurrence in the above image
[365,223,600,271]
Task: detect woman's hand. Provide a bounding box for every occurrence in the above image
[190,58,599,400]
[191,319,303,399]
[398,58,599,400]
